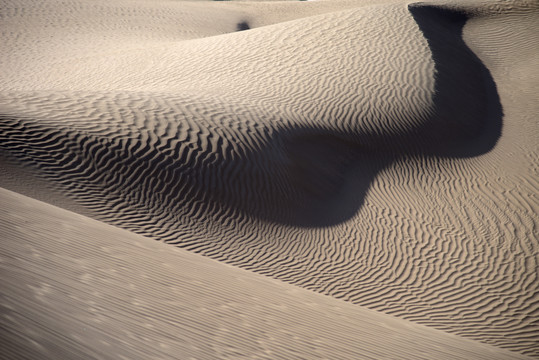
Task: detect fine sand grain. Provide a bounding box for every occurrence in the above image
[1,0,538,358]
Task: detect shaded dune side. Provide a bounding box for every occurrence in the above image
[407,3,502,157]
[0,1,538,357]
[0,93,363,227]
[0,2,502,227]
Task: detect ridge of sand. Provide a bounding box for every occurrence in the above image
[0,187,529,360]
[1,0,538,357]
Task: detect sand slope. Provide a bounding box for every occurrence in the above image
[1,187,529,360]
[1,0,538,357]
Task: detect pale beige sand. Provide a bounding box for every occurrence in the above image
[1,0,538,358]
[1,187,528,359]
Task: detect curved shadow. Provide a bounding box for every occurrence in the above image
[407,3,503,158]
[0,4,503,230]
[218,3,503,227]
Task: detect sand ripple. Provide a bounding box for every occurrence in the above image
[1,0,538,357]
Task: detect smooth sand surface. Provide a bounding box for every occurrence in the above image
[1,0,538,358]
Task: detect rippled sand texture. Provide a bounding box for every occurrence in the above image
[2,187,529,360]
[1,0,538,358]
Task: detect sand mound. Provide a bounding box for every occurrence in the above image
[1,187,528,359]
[1,0,538,357]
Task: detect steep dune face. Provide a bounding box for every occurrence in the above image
[1,0,538,357]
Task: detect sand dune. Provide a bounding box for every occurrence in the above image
[1,0,538,358]
[1,187,528,359]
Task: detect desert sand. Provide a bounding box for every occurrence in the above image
[0,0,538,358]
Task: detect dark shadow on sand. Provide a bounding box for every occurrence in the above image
[222,3,503,227]
[0,4,503,231]
[236,21,250,31]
